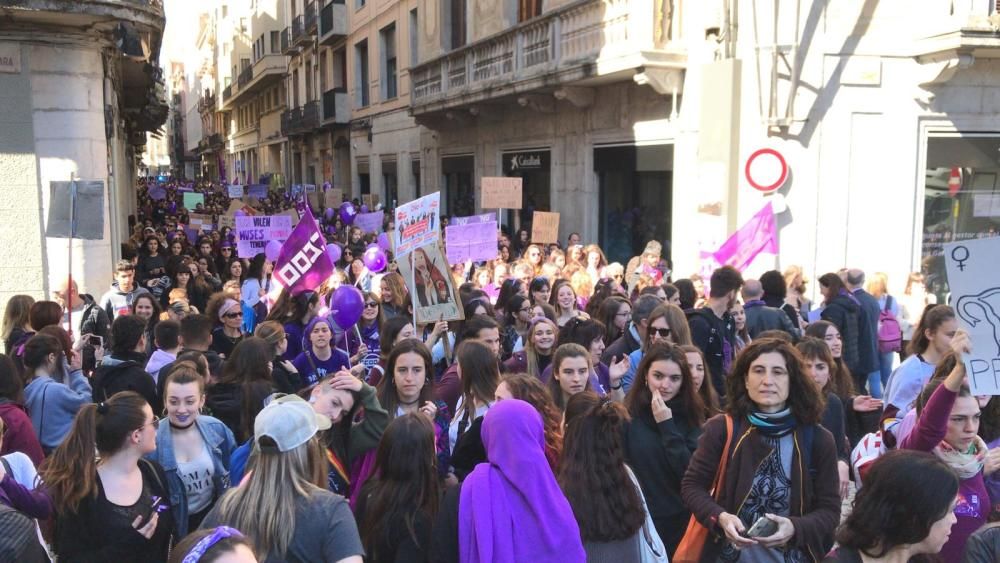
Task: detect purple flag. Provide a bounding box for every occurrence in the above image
[712,202,778,272]
[273,206,334,295]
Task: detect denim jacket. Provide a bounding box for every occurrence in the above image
[146,415,237,537]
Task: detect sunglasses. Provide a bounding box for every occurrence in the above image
[650,327,672,338]
[223,311,243,319]
[364,302,379,308]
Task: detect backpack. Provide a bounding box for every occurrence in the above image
[851,418,902,488]
[877,296,903,354]
[0,459,47,563]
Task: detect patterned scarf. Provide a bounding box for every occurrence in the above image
[747,407,797,437]
[933,436,988,480]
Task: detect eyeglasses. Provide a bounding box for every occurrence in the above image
[223,311,243,319]
[137,416,162,431]
[364,302,379,308]
[519,306,533,313]
[650,327,672,338]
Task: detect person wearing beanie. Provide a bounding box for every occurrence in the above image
[625,240,666,291]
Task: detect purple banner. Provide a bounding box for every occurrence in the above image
[712,202,778,272]
[446,219,498,263]
[355,211,385,234]
[235,215,293,258]
[273,206,334,295]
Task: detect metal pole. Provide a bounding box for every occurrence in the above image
[67,175,77,338]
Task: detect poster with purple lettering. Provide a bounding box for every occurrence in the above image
[393,192,440,258]
[355,211,385,234]
[272,206,334,295]
[235,215,293,258]
[445,213,497,263]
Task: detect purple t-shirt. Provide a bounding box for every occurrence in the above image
[292,349,350,386]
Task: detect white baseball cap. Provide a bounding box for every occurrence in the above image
[254,394,332,453]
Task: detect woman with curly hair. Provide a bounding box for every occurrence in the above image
[561,391,665,560]
[496,373,563,469]
[825,450,958,562]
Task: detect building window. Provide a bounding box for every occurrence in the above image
[449,0,466,50]
[292,69,300,107]
[409,9,418,67]
[357,0,366,9]
[270,31,279,54]
[382,159,398,208]
[305,57,313,102]
[412,158,421,196]
[518,0,542,22]
[355,40,369,108]
[380,23,397,100]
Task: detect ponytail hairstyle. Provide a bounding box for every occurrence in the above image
[500,373,563,471]
[254,320,287,358]
[908,304,955,356]
[21,333,63,376]
[558,391,645,542]
[456,340,500,419]
[40,391,148,515]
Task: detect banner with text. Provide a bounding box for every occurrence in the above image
[355,211,385,234]
[446,215,498,263]
[235,215,293,258]
[482,177,523,209]
[393,192,441,258]
[531,211,560,244]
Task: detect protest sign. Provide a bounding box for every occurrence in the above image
[308,190,322,210]
[712,202,778,272]
[218,215,236,230]
[235,215,293,258]
[278,207,301,226]
[393,192,441,258]
[247,184,268,198]
[46,180,105,240]
[944,236,1000,395]
[362,193,381,209]
[290,184,304,198]
[188,213,214,232]
[272,206,334,295]
[182,192,204,210]
[304,184,317,193]
[531,211,560,244]
[450,213,495,226]
[446,216,497,263]
[482,177,523,209]
[227,185,244,198]
[325,188,344,208]
[396,241,465,324]
[355,211,385,234]
[148,183,167,201]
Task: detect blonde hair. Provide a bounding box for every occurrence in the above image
[215,437,326,557]
[866,272,889,299]
[526,318,559,380]
[570,270,593,300]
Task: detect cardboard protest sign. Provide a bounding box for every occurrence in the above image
[362,193,382,209]
[446,215,497,263]
[396,241,465,324]
[531,211,560,244]
[278,208,301,227]
[218,215,236,230]
[235,215,294,258]
[188,213,214,232]
[182,192,205,210]
[308,190,322,210]
[393,192,441,258]
[482,177,523,209]
[355,211,385,234]
[944,236,1000,395]
[325,188,344,208]
[46,180,105,240]
[227,185,244,198]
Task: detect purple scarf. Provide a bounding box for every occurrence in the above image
[458,400,585,563]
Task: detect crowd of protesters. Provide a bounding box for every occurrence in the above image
[0,176,994,562]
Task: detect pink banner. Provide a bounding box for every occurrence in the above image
[712,202,778,272]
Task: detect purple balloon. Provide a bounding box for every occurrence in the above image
[324,207,335,221]
[264,240,282,262]
[360,204,369,213]
[366,243,379,251]
[339,202,357,225]
[326,243,342,263]
[363,246,388,273]
[331,285,364,329]
[377,232,390,251]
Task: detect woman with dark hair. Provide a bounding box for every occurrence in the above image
[623,342,704,555]
[824,451,958,562]
[818,272,867,389]
[2,294,34,355]
[548,343,594,411]
[253,321,302,393]
[760,269,803,332]
[584,277,617,319]
[205,337,274,442]
[543,317,629,398]
[898,330,986,560]
[561,392,664,560]
[222,258,245,286]
[265,289,321,361]
[138,235,169,297]
[0,353,44,465]
[797,337,852,500]
[168,258,205,312]
[240,253,272,313]
[431,399,586,563]
[662,283,681,307]
[621,304,689,392]
[292,316,351,387]
[196,256,223,294]
[356,413,440,562]
[131,292,162,357]
[493,278,526,321]
[41,391,175,562]
[366,316,417,387]
[681,338,840,561]
[22,333,92,453]
[448,340,499,455]
[673,278,698,310]
[28,300,63,332]
[529,276,551,307]
[338,291,382,381]
[376,340,451,475]
[500,294,532,361]
[598,296,631,347]
[679,344,721,420]
[168,527,257,563]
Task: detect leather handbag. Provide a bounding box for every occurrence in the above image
[673,414,733,563]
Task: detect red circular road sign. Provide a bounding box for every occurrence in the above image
[745,148,789,193]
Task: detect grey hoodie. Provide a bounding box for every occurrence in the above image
[98,281,151,321]
[23,370,92,453]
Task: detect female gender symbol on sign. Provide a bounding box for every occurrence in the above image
[951,245,970,271]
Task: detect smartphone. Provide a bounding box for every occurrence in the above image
[87,335,103,347]
[745,516,778,538]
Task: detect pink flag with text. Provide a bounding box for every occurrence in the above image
[712,202,778,272]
